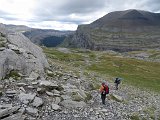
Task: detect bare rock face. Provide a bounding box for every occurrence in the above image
[0,24,49,80]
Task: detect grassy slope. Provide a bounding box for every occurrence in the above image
[88,54,160,92]
[43,47,160,92]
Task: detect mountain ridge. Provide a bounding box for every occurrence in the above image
[62,9,160,52]
[89,9,160,29]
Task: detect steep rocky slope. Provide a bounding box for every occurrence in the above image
[62,9,160,52]
[0,71,159,120]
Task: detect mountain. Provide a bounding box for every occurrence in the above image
[5,24,74,47]
[90,9,160,28]
[62,9,160,52]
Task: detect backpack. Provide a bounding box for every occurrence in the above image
[102,85,109,94]
[115,78,121,84]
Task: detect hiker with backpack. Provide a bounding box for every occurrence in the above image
[99,82,109,105]
[114,77,122,90]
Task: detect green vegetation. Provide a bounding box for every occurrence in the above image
[87,54,160,92]
[109,94,123,102]
[0,36,7,47]
[149,51,160,59]
[143,107,160,120]
[5,70,21,80]
[71,92,83,102]
[130,114,140,120]
[43,47,160,92]
[47,72,55,78]
[126,49,160,60]
[87,82,100,90]
[129,106,160,120]
[84,92,92,102]
[43,48,84,62]
[0,42,5,47]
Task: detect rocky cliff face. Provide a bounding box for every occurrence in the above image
[0,23,49,80]
[63,9,160,52]
[62,25,94,49]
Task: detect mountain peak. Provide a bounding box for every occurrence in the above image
[120,9,146,20]
[90,9,160,28]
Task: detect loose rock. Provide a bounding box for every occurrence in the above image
[32,97,43,107]
[51,104,61,111]
[26,107,38,117]
[18,93,36,104]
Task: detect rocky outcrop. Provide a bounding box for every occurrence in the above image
[63,9,160,52]
[7,33,49,70]
[62,25,94,49]
[0,24,49,79]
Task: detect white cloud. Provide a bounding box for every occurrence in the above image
[28,21,78,30]
[0,0,35,20]
[0,0,160,30]
[0,17,30,26]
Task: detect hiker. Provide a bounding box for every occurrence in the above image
[114,77,121,90]
[99,82,109,105]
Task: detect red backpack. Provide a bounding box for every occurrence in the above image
[102,85,109,94]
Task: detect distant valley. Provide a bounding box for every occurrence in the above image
[5,24,74,47]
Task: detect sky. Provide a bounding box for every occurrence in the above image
[0,0,160,30]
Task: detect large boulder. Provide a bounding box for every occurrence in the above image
[31,97,43,107]
[7,33,49,69]
[0,24,49,79]
[0,49,27,79]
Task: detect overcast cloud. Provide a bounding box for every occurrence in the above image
[0,0,160,30]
